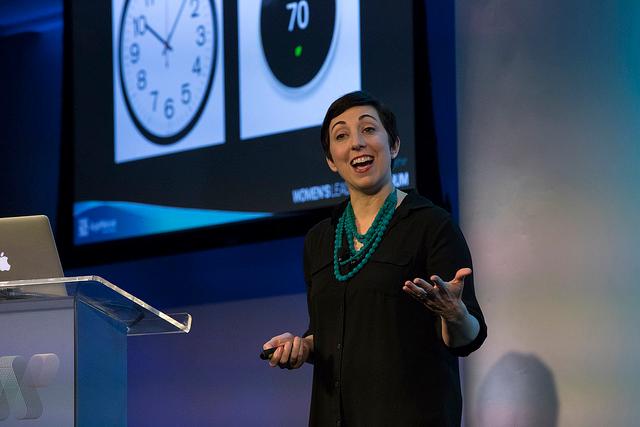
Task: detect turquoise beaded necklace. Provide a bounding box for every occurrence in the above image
[333,189,397,281]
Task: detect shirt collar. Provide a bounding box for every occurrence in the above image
[330,189,434,225]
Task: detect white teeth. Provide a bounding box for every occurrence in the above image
[351,156,373,166]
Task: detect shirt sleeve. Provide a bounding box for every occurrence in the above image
[302,231,314,340]
[426,214,487,357]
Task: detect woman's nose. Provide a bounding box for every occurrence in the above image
[352,134,366,149]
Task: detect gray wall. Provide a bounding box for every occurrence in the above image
[457,1,640,425]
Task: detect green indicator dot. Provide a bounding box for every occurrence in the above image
[294,45,303,57]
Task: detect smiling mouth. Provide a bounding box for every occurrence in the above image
[350,155,374,172]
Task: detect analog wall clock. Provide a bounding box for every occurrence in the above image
[118,0,218,145]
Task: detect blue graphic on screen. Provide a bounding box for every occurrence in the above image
[74,202,271,244]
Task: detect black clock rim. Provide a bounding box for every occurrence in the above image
[118,0,218,146]
[259,0,337,89]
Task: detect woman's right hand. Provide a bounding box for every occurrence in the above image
[263,333,313,369]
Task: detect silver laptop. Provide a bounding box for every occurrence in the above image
[0,215,64,282]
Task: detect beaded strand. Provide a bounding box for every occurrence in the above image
[333,189,397,281]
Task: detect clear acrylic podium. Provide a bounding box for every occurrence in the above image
[0,276,191,426]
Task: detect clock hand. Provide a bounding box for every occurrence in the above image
[144,22,173,52]
[163,0,187,55]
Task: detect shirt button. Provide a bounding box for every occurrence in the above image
[335,380,340,389]
[336,419,341,427]
[337,343,342,350]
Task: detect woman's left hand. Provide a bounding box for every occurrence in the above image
[403,268,472,322]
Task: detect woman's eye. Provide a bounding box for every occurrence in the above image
[335,133,347,141]
[363,127,375,134]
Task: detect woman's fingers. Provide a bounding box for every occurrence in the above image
[264,333,311,369]
[429,275,445,287]
[452,268,472,284]
[279,340,293,367]
[263,332,293,350]
[429,275,455,299]
[269,336,306,369]
[406,273,470,322]
[404,276,456,308]
[264,333,292,367]
[407,277,436,298]
[403,280,421,299]
[291,337,308,369]
[290,336,301,366]
[403,280,435,303]
[411,277,434,291]
[262,339,275,351]
[269,346,283,367]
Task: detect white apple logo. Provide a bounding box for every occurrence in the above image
[0,252,11,272]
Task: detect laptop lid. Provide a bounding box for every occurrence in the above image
[0,215,64,281]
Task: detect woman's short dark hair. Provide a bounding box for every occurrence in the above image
[320,91,400,162]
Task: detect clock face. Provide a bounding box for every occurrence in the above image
[119,0,217,145]
[260,0,336,89]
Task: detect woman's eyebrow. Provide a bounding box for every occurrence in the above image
[331,120,346,131]
[331,114,378,131]
[359,114,378,122]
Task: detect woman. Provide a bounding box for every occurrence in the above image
[263,91,487,426]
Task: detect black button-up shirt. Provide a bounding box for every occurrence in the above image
[303,191,487,427]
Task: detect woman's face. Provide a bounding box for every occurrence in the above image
[326,105,399,195]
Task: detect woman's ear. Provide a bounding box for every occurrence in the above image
[391,137,401,159]
[326,156,338,172]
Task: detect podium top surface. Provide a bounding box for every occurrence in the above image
[0,275,191,336]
